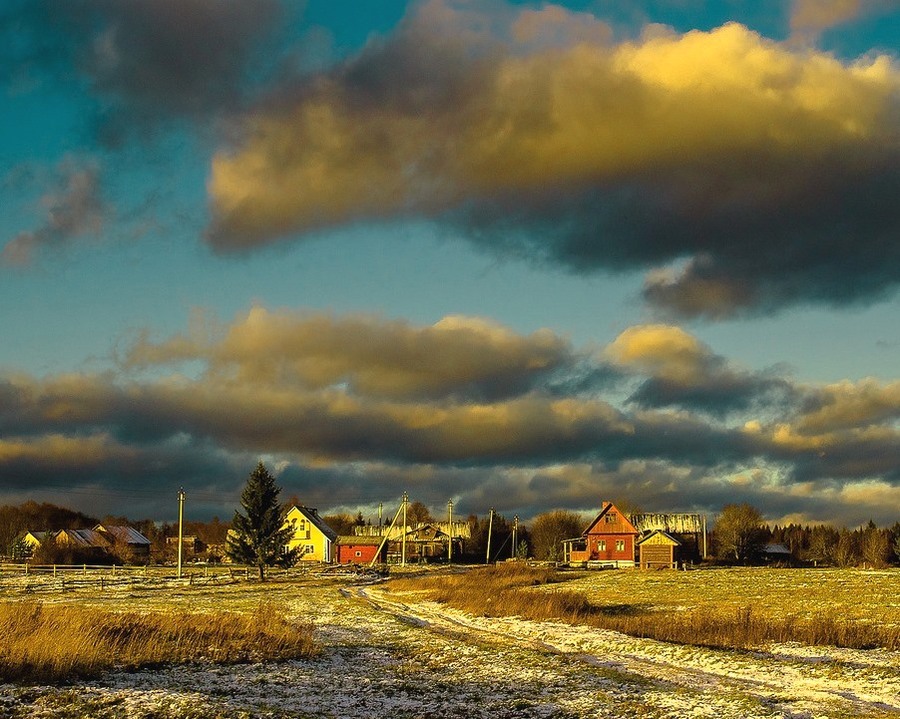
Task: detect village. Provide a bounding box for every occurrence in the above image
[6,494,898,572]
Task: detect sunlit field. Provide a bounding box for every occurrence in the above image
[0,565,897,718]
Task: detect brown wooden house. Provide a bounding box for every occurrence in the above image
[637,530,681,569]
[562,501,639,567]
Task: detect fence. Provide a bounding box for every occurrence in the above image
[0,562,250,595]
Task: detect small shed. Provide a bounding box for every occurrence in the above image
[637,530,681,569]
[335,536,386,564]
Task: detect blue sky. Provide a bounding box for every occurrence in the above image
[0,0,898,527]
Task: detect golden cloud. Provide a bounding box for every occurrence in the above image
[207,11,897,247]
[605,324,709,381]
[125,307,571,400]
[795,379,900,433]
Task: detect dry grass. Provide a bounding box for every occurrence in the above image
[394,564,900,651]
[0,600,318,683]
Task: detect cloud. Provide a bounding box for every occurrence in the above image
[2,307,898,524]
[4,0,283,139]
[794,378,900,433]
[123,306,578,401]
[2,158,105,266]
[789,0,893,44]
[606,324,793,415]
[206,3,899,318]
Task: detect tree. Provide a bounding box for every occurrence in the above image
[834,528,858,567]
[407,501,433,526]
[323,513,357,536]
[530,510,584,561]
[860,523,889,568]
[714,503,766,563]
[226,462,298,580]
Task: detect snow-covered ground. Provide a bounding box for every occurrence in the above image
[0,571,897,718]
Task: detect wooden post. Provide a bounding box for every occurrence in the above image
[447,499,453,564]
[177,488,186,579]
[401,492,408,566]
[512,515,519,560]
[485,508,494,564]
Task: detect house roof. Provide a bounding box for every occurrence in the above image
[287,505,338,542]
[95,525,152,545]
[56,528,110,548]
[764,543,791,555]
[336,535,384,546]
[582,501,639,537]
[636,529,682,546]
[404,523,448,541]
[20,530,51,543]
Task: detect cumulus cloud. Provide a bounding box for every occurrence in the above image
[606,324,793,414]
[2,158,105,266]
[2,307,898,523]
[123,306,578,401]
[206,2,899,318]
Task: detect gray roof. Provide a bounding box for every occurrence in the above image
[96,525,152,545]
[290,506,338,542]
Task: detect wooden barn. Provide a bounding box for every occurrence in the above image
[637,530,681,569]
[562,501,639,568]
[335,536,386,564]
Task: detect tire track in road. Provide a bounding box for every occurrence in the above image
[358,585,900,719]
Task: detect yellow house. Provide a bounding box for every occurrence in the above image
[283,506,337,563]
[18,530,51,556]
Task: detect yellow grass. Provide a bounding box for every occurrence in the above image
[392,564,900,651]
[0,600,318,683]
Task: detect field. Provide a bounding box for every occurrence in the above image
[0,565,897,718]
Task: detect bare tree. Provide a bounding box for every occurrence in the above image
[714,504,766,563]
[530,510,584,562]
[407,501,433,526]
[860,523,890,568]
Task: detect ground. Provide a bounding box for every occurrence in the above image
[0,566,897,718]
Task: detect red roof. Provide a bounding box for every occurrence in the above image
[582,501,639,537]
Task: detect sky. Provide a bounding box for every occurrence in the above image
[0,0,898,528]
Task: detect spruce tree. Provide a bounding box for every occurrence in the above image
[226,462,297,580]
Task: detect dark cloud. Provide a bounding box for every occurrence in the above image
[2,309,898,524]
[2,158,105,266]
[3,0,284,139]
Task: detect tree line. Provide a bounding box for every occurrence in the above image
[4,472,898,571]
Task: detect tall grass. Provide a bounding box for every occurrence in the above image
[395,565,900,651]
[0,600,318,683]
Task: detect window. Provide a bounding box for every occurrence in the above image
[355,550,362,558]
[606,513,617,523]
[616,540,625,552]
[598,540,606,551]
[304,544,314,554]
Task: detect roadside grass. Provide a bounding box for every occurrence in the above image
[392,564,900,651]
[0,599,318,683]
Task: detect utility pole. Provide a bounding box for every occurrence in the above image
[447,499,453,564]
[177,488,185,579]
[401,492,409,566]
[378,502,383,529]
[702,514,708,559]
[485,507,494,565]
[512,514,519,560]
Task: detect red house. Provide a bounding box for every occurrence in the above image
[335,536,386,565]
[562,501,639,567]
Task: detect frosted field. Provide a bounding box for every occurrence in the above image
[0,567,897,718]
